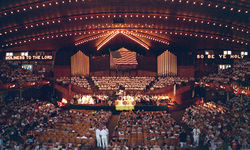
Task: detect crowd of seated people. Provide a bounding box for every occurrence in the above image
[0,98,60,149]
[0,62,45,84]
[34,109,112,150]
[92,76,155,91]
[153,76,189,89]
[182,96,249,150]
[224,95,249,113]
[109,111,187,150]
[56,76,91,90]
[0,96,112,150]
[200,61,250,85]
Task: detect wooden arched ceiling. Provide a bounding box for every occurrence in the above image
[0,0,249,52]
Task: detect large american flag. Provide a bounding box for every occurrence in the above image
[111,48,138,65]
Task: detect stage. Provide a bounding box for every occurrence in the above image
[64,97,198,113]
[69,104,168,112]
[55,82,198,112]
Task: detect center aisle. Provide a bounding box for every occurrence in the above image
[107,112,121,143]
[170,109,194,144]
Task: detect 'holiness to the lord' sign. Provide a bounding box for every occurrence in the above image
[5,55,53,60]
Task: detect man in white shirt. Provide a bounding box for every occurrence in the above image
[100,126,109,149]
[192,126,201,147]
[95,125,101,148]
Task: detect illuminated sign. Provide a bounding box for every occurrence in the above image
[197,54,245,59]
[5,55,53,60]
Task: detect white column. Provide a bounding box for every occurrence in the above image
[192,89,195,98]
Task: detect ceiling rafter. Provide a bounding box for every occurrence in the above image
[2,24,249,44]
[1,0,248,18]
[1,27,249,49]
[0,13,248,35]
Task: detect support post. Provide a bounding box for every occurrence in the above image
[192,89,195,98]
[173,84,176,96]
[227,92,229,101]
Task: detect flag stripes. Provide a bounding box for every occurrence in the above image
[112,48,138,65]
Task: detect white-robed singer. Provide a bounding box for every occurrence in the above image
[95,125,101,147]
[192,126,201,147]
[100,126,109,149]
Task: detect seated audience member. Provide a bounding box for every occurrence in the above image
[182,96,249,149]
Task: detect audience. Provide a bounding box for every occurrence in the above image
[110,111,184,149]
[0,60,249,150]
[0,96,112,149]
[0,62,45,84]
[0,86,249,149]
[0,99,60,149]
[34,109,111,149]
[200,61,250,85]
[182,96,250,149]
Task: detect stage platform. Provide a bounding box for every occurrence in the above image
[67,98,197,112]
[70,104,169,112]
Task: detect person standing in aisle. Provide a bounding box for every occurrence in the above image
[100,126,109,149]
[193,126,201,147]
[95,125,101,148]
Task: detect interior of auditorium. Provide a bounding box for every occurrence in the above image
[0,0,249,150]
